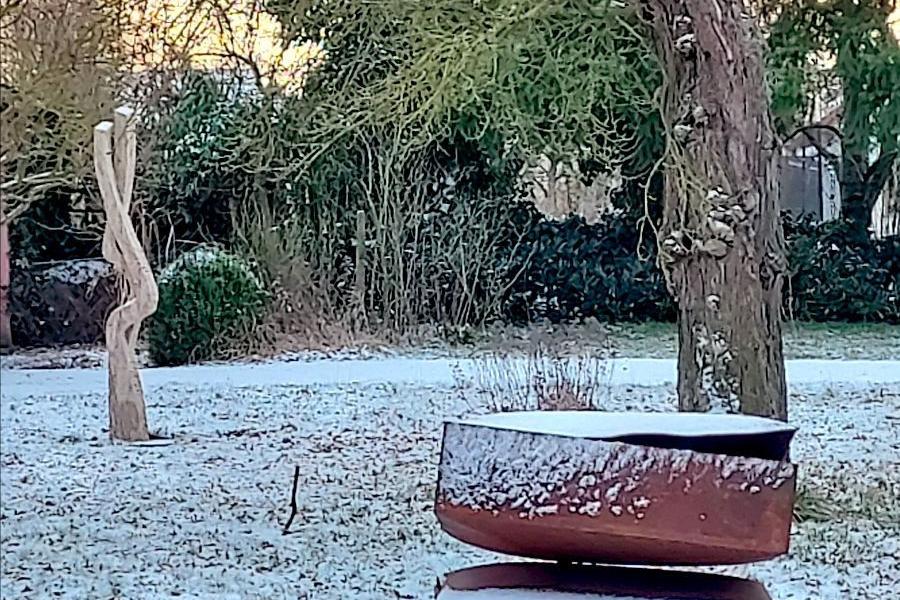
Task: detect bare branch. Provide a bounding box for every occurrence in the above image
[0,170,62,191]
[0,195,38,225]
[862,150,898,209]
[282,465,301,535]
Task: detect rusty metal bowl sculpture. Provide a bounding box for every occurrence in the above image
[437,562,773,599]
[435,412,797,566]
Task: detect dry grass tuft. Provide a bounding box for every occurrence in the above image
[462,328,613,413]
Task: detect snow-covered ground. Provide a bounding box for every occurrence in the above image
[1,358,898,599]
[2,322,897,370]
[4,357,900,396]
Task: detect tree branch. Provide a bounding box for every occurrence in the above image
[0,170,62,190]
[0,197,37,225]
[192,51,265,90]
[282,465,301,535]
[0,172,73,225]
[862,150,898,209]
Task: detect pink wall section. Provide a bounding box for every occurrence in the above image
[1,221,11,347]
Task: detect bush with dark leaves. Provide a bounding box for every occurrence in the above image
[501,209,898,325]
[501,207,675,324]
[784,217,899,323]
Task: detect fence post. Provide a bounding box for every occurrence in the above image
[354,209,367,328]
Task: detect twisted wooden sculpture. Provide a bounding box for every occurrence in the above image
[94,107,158,441]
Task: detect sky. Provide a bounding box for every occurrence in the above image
[124,0,317,91]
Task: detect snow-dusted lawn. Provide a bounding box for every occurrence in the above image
[1,359,898,599]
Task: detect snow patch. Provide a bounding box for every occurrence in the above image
[42,259,112,285]
[450,411,796,439]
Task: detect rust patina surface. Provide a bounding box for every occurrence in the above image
[435,412,796,565]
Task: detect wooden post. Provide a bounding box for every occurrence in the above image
[354,209,367,328]
[95,106,158,441]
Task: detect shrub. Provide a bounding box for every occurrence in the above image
[137,78,898,332]
[148,246,269,366]
[500,206,675,324]
[500,209,898,326]
[139,72,260,248]
[784,217,899,323]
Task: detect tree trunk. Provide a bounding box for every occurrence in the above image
[647,0,787,420]
[840,137,875,239]
[842,145,897,239]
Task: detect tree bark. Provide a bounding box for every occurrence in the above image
[95,107,158,441]
[647,0,787,420]
[842,146,898,237]
[840,141,873,238]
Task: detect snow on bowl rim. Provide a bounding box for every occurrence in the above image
[447,411,797,440]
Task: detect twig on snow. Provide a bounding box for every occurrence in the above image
[282,465,301,535]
